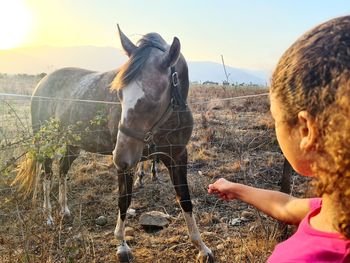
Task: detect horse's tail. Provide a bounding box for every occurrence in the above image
[11,154,41,199]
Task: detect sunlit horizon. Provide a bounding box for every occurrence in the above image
[1,0,349,71]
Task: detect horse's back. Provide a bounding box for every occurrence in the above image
[32,67,109,99]
[30,68,120,153]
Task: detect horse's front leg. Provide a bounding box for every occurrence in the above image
[151,157,159,182]
[162,149,214,263]
[58,146,79,217]
[115,170,134,262]
[58,172,70,216]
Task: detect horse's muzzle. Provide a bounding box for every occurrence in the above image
[112,140,143,171]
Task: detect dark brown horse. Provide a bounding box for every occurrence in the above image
[14,26,214,262]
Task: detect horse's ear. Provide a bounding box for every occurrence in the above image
[159,37,181,69]
[117,24,137,57]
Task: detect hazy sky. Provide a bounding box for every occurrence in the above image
[5,0,350,71]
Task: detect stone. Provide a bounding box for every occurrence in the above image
[229,218,242,226]
[95,215,107,226]
[139,211,169,229]
[127,208,137,217]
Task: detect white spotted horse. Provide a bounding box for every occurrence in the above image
[13,26,214,262]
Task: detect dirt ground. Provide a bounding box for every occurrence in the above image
[0,81,310,262]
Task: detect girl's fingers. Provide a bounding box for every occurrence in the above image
[209,190,232,201]
[208,188,217,194]
[219,193,227,199]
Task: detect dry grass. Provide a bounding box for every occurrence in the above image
[0,74,42,95]
[0,79,310,262]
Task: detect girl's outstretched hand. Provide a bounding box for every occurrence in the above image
[208,178,238,201]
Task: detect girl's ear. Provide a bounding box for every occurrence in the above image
[297,111,317,151]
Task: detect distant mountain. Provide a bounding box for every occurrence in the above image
[0,46,268,85]
[188,61,268,85]
[0,46,127,74]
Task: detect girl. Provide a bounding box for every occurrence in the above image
[208,16,350,262]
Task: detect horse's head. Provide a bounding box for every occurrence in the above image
[111,26,188,171]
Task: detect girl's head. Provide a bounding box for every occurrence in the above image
[270,15,350,238]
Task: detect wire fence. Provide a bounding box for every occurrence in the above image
[0,88,270,174]
[0,81,302,262]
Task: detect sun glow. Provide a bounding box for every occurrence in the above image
[0,0,33,50]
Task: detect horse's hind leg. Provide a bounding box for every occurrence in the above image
[58,145,80,217]
[151,157,159,182]
[134,162,145,188]
[115,170,134,262]
[161,149,214,263]
[42,158,54,225]
[280,158,291,194]
[278,158,292,241]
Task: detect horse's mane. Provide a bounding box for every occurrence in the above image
[111,33,167,90]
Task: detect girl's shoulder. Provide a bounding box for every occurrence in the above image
[268,197,350,263]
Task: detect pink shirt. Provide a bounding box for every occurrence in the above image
[268,198,350,263]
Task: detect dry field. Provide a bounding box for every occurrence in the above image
[0,76,309,262]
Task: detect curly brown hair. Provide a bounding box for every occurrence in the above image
[270,15,350,239]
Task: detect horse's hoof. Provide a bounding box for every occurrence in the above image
[117,251,134,263]
[60,210,74,224]
[117,244,134,263]
[62,209,72,218]
[197,251,215,263]
[62,208,71,217]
